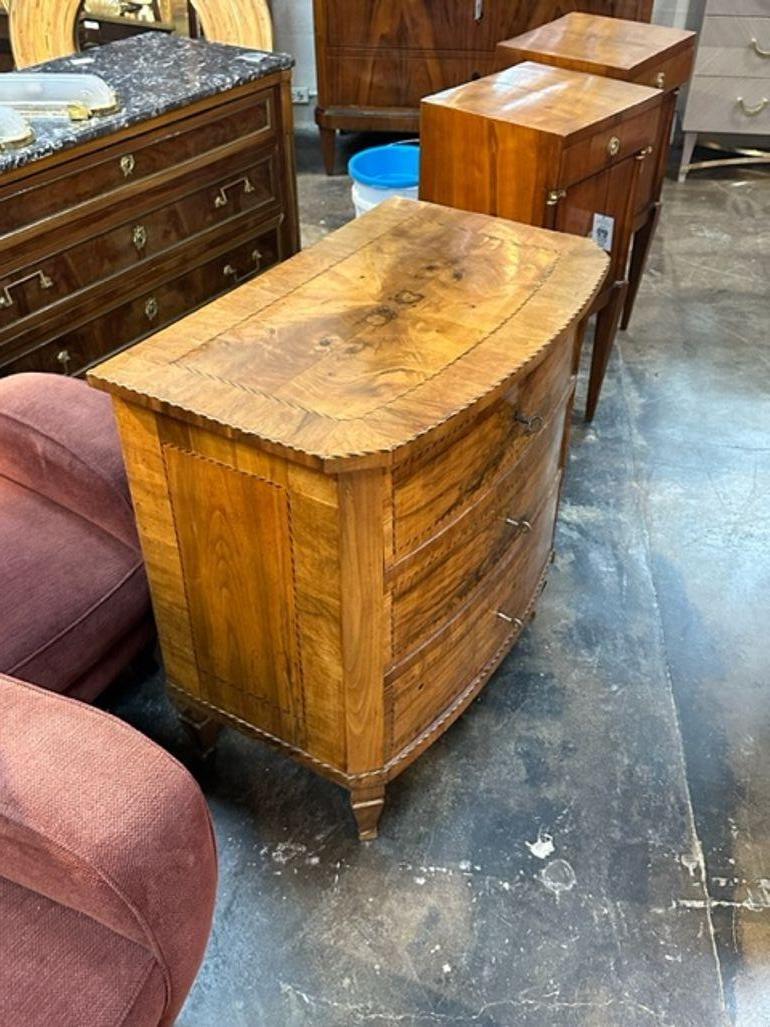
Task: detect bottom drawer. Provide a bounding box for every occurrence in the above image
[684,77,770,135]
[3,223,281,377]
[386,478,560,757]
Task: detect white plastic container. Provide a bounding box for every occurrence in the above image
[348,142,420,218]
[0,73,119,120]
[0,106,34,150]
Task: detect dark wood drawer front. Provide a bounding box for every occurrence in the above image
[0,150,280,333]
[391,391,568,655]
[4,226,280,378]
[324,53,497,109]
[393,334,573,555]
[386,479,559,756]
[0,90,275,237]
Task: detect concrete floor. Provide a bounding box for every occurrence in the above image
[104,130,770,1026]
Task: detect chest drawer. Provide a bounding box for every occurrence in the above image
[386,477,559,757]
[697,17,770,78]
[0,89,275,237]
[559,108,660,190]
[0,149,281,334]
[3,224,281,378]
[393,334,573,555]
[705,1,770,15]
[390,390,568,656]
[684,76,770,133]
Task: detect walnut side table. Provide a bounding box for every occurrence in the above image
[89,198,607,840]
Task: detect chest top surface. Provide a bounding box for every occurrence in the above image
[423,61,662,142]
[89,198,608,471]
[497,14,696,84]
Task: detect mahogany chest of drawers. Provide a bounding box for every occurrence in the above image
[496,14,696,331]
[420,61,663,420]
[89,198,608,840]
[312,0,654,173]
[0,34,299,379]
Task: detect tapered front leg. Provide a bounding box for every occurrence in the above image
[586,280,629,423]
[350,783,386,841]
[621,202,662,330]
[177,704,222,759]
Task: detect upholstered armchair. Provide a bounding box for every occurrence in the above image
[0,372,153,699]
[0,673,218,1026]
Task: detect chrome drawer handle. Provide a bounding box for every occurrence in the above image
[496,611,524,628]
[0,269,54,309]
[737,96,769,117]
[120,154,135,177]
[505,517,532,534]
[223,249,262,285]
[474,0,484,22]
[214,175,256,209]
[750,37,770,59]
[514,412,544,435]
[132,224,148,252]
[56,349,71,374]
[145,297,159,321]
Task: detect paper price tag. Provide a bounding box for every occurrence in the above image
[592,213,615,253]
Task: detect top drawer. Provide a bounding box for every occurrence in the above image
[697,17,770,78]
[706,1,770,15]
[559,106,661,190]
[0,88,276,238]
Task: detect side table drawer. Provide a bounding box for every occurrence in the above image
[3,224,281,377]
[0,89,276,236]
[559,108,660,190]
[684,76,770,133]
[0,149,281,333]
[696,17,770,78]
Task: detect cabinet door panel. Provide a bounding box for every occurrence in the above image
[321,0,487,53]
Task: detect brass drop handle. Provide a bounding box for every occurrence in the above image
[120,154,135,178]
[514,411,544,435]
[145,297,159,321]
[737,95,769,117]
[56,349,72,374]
[505,516,532,534]
[496,611,524,629]
[546,188,567,207]
[0,269,54,309]
[213,175,256,209]
[750,37,770,59]
[132,224,148,252]
[223,249,262,285]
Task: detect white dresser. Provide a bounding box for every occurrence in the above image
[679,0,770,179]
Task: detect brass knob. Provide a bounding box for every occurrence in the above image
[514,412,544,435]
[546,188,567,207]
[56,349,71,373]
[120,154,135,177]
[132,225,147,252]
[655,71,666,89]
[607,136,621,158]
[144,297,159,321]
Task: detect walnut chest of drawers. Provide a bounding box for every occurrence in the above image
[0,35,299,379]
[89,198,608,840]
[420,61,663,421]
[496,13,696,331]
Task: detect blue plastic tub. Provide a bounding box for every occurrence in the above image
[348,142,420,216]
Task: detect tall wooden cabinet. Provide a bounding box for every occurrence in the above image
[313,0,654,172]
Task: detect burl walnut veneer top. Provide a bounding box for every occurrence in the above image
[497,14,696,83]
[423,61,662,142]
[89,198,608,471]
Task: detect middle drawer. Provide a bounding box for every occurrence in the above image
[389,387,569,656]
[0,148,281,337]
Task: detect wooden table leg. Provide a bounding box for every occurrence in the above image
[177,704,222,759]
[621,201,662,331]
[350,783,386,841]
[320,125,337,175]
[586,280,629,423]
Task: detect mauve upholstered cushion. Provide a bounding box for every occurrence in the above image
[0,373,139,548]
[0,477,149,696]
[0,675,218,1026]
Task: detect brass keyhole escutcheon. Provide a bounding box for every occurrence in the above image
[120,154,136,178]
[607,136,621,158]
[132,225,148,252]
[145,297,159,321]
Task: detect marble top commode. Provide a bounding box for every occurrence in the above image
[0,32,293,174]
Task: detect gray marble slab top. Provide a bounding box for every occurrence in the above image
[0,32,293,175]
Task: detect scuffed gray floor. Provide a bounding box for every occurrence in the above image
[104,131,770,1026]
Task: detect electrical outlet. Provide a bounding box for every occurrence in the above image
[291,87,311,105]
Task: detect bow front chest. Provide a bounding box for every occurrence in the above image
[89,198,608,839]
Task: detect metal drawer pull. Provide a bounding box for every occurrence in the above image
[607,136,621,157]
[0,269,54,309]
[750,37,770,59]
[145,297,159,321]
[655,71,666,89]
[496,611,524,629]
[737,96,769,117]
[505,517,532,533]
[223,249,262,285]
[514,411,544,435]
[120,154,135,177]
[546,188,567,206]
[132,225,148,252]
[214,175,256,209]
[474,0,484,22]
[56,349,71,374]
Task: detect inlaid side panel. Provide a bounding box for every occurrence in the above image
[163,446,305,745]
